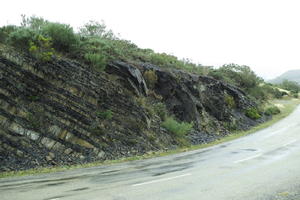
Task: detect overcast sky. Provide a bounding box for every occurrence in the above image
[1,0,300,79]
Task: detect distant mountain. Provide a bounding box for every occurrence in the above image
[269,70,300,84]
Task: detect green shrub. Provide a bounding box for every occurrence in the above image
[264,106,281,116]
[208,69,235,85]
[150,53,175,67]
[162,117,193,137]
[96,110,113,120]
[273,89,283,99]
[153,103,167,120]
[209,64,262,90]
[293,93,299,98]
[8,28,37,50]
[135,97,146,107]
[248,86,268,102]
[135,97,157,117]
[245,108,261,120]
[79,20,114,38]
[108,39,141,60]
[224,121,238,131]
[144,70,158,89]
[80,37,116,63]
[224,94,235,108]
[262,84,283,99]
[29,35,54,61]
[84,53,107,71]
[42,22,78,52]
[0,25,17,43]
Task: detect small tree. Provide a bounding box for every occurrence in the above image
[42,22,78,53]
[215,64,263,90]
[79,20,115,39]
[21,15,49,31]
[8,28,36,50]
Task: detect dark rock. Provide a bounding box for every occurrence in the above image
[106,61,148,96]
[45,155,52,162]
[0,50,266,172]
[139,63,256,132]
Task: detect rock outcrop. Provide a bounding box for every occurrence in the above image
[0,49,264,172]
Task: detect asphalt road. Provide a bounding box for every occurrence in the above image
[1,106,300,200]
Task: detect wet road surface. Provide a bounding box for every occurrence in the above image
[1,106,300,200]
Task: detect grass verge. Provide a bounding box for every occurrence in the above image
[1,98,299,179]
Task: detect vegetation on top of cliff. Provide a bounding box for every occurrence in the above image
[1,15,205,73]
[208,64,285,103]
[0,15,291,103]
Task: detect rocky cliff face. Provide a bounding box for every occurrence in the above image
[0,49,264,172]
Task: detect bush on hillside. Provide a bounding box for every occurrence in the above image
[96,110,113,120]
[42,22,78,53]
[209,65,285,103]
[224,94,236,108]
[153,103,168,120]
[264,106,281,116]
[262,84,283,99]
[28,34,55,62]
[7,28,37,50]
[84,53,107,71]
[248,86,269,102]
[0,25,17,43]
[245,108,261,120]
[144,70,158,89]
[162,117,193,137]
[209,64,263,90]
[79,20,114,39]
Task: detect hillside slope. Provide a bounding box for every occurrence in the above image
[269,70,300,84]
[0,47,268,172]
